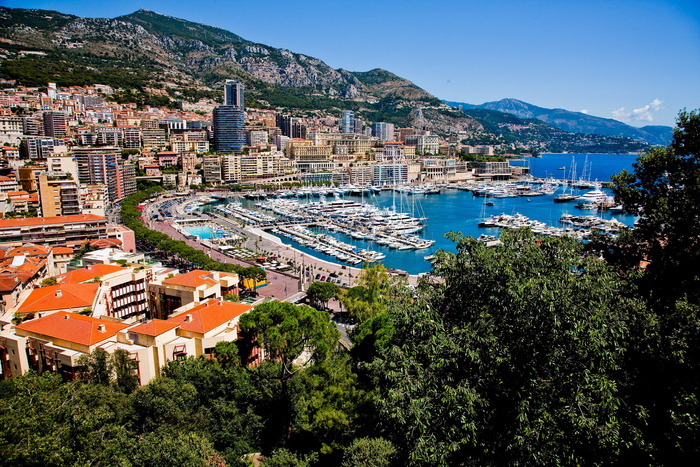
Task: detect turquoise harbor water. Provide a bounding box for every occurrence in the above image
[184,225,232,240]
[236,153,640,275]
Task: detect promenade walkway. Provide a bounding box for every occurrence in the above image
[144,196,420,302]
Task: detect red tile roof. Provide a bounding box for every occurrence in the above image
[163,269,219,288]
[16,311,129,346]
[52,246,74,255]
[16,283,99,314]
[129,319,180,336]
[168,299,252,334]
[57,264,125,284]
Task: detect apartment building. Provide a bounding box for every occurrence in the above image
[58,264,151,321]
[45,155,80,181]
[148,269,240,320]
[373,163,409,186]
[38,175,81,217]
[202,155,222,184]
[420,158,457,181]
[404,134,440,155]
[170,131,210,153]
[0,214,107,249]
[180,151,197,173]
[0,299,253,384]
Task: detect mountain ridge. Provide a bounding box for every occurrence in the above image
[0,7,649,152]
[446,98,673,145]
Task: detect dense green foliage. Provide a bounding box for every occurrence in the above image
[0,54,156,90]
[367,230,645,465]
[305,281,340,310]
[117,9,247,46]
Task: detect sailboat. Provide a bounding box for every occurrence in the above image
[554,155,577,202]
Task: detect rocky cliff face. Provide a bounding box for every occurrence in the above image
[0,7,481,134]
[409,108,484,135]
[0,8,373,98]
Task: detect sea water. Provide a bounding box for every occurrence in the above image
[241,153,641,274]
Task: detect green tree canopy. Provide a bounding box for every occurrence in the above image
[306,281,340,311]
[611,109,700,306]
[339,264,403,322]
[368,229,645,465]
[240,301,340,441]
[608,109,700,463]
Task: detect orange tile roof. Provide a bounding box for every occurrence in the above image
[6,244,50,257]
[89,238,122,248]
[0,214,106,228]
[16,311,129,346]
[17,283,99,314]
[57,264,125,284]
[0,272,33,292]
[169,299,252,334]
[163,269,219,288]
[129,319,180,336]
[52,246,74,255]
[10,260,43,275]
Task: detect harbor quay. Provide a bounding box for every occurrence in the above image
[143,195,421,304]
[143,174,630,282]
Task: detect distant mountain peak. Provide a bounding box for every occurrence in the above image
[445,98,673,146]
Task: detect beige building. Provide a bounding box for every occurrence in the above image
[80,184,108,217]
[420,158,457,181]
[148,269,239,320]
[405,134,440,155]
[45,155,80,181]
[328,134,378,156]
[38,175,81,217]
[221,153,284,183]
[0,299,253,385]
[170,131,209,153]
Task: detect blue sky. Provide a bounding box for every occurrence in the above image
[3,0,699,127]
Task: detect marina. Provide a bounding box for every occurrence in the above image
[187,153,639,275]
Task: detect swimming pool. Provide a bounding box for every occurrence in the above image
[184,225,232,240]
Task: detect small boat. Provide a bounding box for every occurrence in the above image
[554,194,577,203]
[483,201,495,206]
[557,166,566,170]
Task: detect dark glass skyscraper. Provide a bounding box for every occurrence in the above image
[213,106,245,154]
[224,79,244,108]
